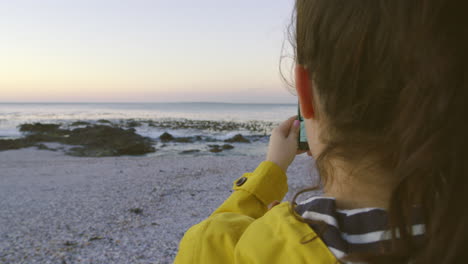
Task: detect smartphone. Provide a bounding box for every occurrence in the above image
[298,102,310,151]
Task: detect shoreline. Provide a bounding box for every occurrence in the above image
[0,117,279,139]
[0,147,319,263]
[0,120,275,158]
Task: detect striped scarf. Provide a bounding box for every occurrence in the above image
[295,197,425,261]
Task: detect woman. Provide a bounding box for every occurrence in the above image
[175,0,468,263]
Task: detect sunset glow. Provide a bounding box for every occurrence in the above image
[0,0,296,103]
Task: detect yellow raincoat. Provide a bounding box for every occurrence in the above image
[174,161,338,264]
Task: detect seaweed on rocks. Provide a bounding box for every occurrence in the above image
[64,125,155,157]
[19,123,64,134]
[0,138,33,151]
[145,118,276,134]
[126,120,142,128]
[160,132,175,142]
[97,119,112,124]
[159,132,193,143]
[70,121,91,126]
[174,137,193,143]
[208,145,223,153]
[0,123,156,157]
[224,134,250,143]
[207,144,235,153]
[222,144,234,150]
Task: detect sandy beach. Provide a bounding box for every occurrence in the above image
[0,146,319,264]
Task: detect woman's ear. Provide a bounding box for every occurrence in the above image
[295,65,315,119]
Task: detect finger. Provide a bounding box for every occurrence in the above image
[287,118,301,141]
[276,116,298,137]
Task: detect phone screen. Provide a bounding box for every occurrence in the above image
[297,103,310,151]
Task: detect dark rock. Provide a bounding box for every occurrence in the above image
[1,123,156,157]
[0,138,34,151]
[64,125,155,157]
[126,120,142,128]
[129,208,143,215]
[210,148,223,153]
[63,241,78,247]
[159,133,193,143]
[222,144,234,150]
[89,236,104,241]
[97,119,112,124]
[70,121,90,126]
[208,145,223,153]
[224,134,250,143]
[174,137,193,143]
[207,143,234,153]
[26,132,66,143]
[160,132,175,142]
[180,149,200,155]
[144,119,277,133]
[19,123,63,134]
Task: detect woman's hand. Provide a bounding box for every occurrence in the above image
[266,116,308,173]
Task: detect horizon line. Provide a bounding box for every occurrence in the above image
[0,101,297,105]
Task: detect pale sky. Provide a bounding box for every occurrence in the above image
[0,0,297,103]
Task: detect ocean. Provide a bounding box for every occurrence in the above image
[0,102,297,157]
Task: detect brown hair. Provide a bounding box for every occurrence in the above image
[285,0,468,263]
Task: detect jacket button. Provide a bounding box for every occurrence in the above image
[236,177,248,186]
